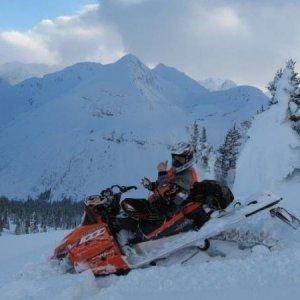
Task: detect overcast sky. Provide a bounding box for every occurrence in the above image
[1,0,300,89]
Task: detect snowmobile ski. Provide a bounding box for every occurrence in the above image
[125,197,281,269]
[270,207,300,230]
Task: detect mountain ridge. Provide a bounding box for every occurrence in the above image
[0,54,268,200]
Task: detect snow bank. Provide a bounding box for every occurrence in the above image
[234,62,300,215]
[1,229,300,300]
[234,105,300,200]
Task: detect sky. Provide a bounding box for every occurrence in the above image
[0,0,99,30]
[1,0,300,89]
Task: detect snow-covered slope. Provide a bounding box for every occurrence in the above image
[153,63,208,108]
[234,66,300,214]
[190,85,268,146]
[0,62,59,85]
[0,77,11,92]
[0,54,268,200]
[1,227,300,300]
[199,77,237,91]
[0,62,103,127]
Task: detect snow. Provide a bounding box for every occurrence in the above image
[234,105,300,200]
[199,77,237,92]
[234,65,300,215]
[0,54,268,200]
[0,62,60,85]
[1,222,300,300]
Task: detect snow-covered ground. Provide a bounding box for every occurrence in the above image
[1,216,300,300]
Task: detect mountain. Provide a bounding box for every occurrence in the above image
[199,78,237,91]
[0,54,268,200]
[0,77,11,92]
[0,62,60,85]
[0,62,104,127]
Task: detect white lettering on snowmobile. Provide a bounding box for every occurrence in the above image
[79,228,106,245]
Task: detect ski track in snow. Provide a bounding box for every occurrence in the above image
[1,223,300,300]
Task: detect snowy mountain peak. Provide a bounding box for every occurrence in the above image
[154,63,193,82]
[154,63,178,73]
[199,78,237,91]
[153,63,208,95]
[112,54,158,90]
[115,54,145,68]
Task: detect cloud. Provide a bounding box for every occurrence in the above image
[1,0,300,88]
[96,0,300,88]
[0,3,124,66]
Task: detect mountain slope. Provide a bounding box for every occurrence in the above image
[0,77,11,91]
[0,55,268,200]
[0,62,103,128]
[190,86,268,145]
[0,62,59,85]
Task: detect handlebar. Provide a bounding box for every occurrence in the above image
[101,184,137,196]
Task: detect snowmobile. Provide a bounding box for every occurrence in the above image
[52,184,297,277]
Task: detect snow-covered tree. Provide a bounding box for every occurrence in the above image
[268,59,300,133]
[286,59,300,98]
[41,223,47,233]
[29,212,38,233]
[0,218,3,235]
[267,68,283,105]
[1,211,10,231]
[0,193,83,235]
[199,127,215,176]
[285,60,300,133]
[215,125,242,186]
[14,219,22,235]
[190,123,215,178]
[234,61,300,197]
[190,121,200,152]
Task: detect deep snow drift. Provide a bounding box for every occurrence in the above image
[1,215,300,300]
[234,64,300,215]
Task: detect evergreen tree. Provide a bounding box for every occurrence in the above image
[285,59,300,133]
[29,212,38,233]
[14,219,22,235]
[190,123,215,178]
[0,192,83,235]
[2,211,10,230]
[268,59,300,133]
[267,68,283,105]
[199,127,213,169]
[200,126,207,145]
[190,121,200,152]
[0,218,3,235]
[286,59,300,100]
[215,125,242,186]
